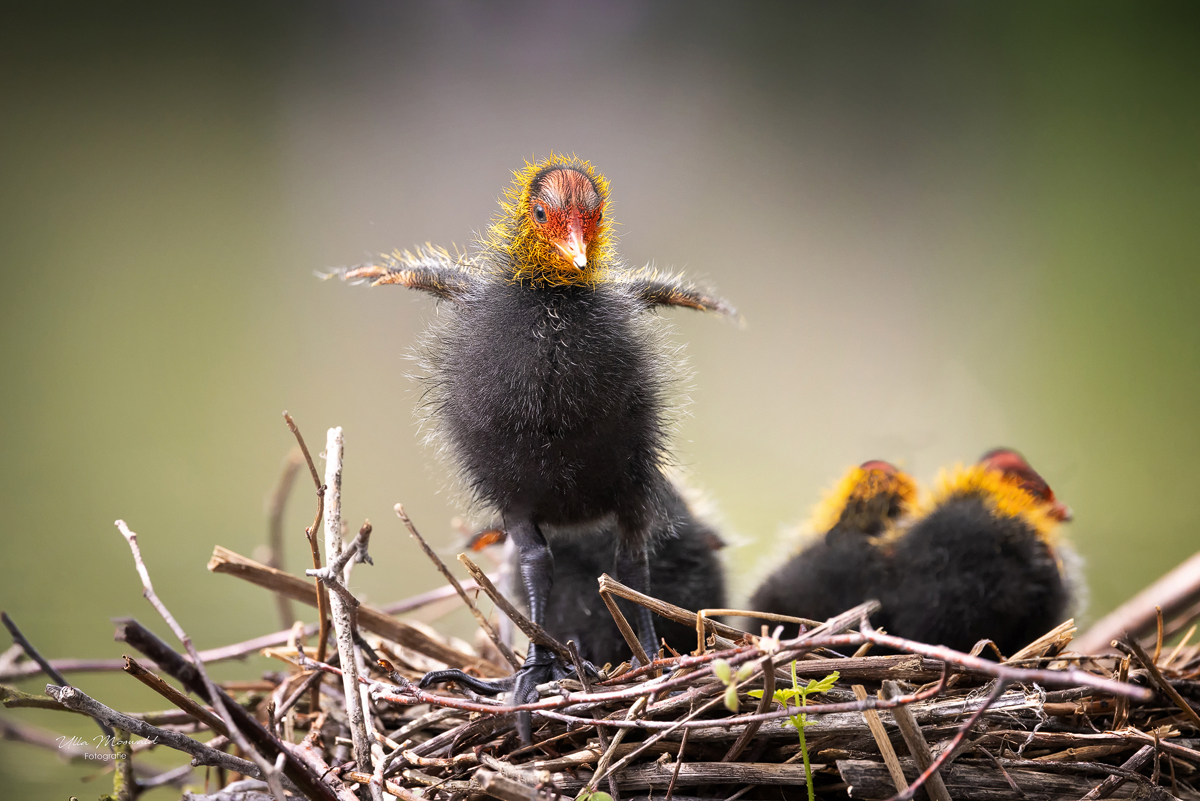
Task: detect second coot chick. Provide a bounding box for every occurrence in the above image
[748,461,917,634]
[473,479,728,666]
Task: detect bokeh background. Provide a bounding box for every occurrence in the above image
[2,2,1197,794]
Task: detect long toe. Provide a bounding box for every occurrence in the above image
[418,669,514,695]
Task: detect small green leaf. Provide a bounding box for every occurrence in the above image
[748,689,764,699]
[724,684,739,712]
[713,659,732,684]
[735,663,754,682]
[577,792,615,801]
[805,670,840,695]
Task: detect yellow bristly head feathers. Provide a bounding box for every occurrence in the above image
[927,463,1064,544]
[482,154,616,286]
[809,464,918,536]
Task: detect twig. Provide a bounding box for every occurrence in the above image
[598,574,746,645]
[283,410,331,712]
[395,503,520,670]
[321,427,371,772]
[854,683,907,794]
[1124,636,1200,730]
[1154,606,1164,663]
[114,520,290,801]
[457,552,575,663]
[379,578,486,615]
[277,670,325,719]
[883,679,952,801]
[266,447,304,629]
[723,656,774,762]
[665,719,691,801]
[207,545,503,675]
[121,656,227,734]
[1078,744,1155,800]
[601,587,651,667]
[975,745,1026,797]
[43,684,299,793]
[861,620,1152,700]
[1,612,114,739]
[586,696,648,794]
[1076,548,1200,653]
[885,680,1009,801]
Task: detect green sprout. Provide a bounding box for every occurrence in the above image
[712,657,755,712]
[750,664,840,801]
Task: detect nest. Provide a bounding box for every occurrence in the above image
[3,422,1199,801]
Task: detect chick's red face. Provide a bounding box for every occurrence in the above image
[979,448,1073,522]
[527,167,605,269]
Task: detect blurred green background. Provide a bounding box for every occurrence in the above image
[2,2,1197,795]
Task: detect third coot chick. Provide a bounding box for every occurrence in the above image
[881,448,1074,655]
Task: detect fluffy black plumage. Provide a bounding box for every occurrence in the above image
[748,462,915,636]
[532,484,727,666]
[880,454,1073,655]
[424,279,676,541]
[329,156,732,741]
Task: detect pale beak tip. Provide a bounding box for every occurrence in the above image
[573,253,587,268]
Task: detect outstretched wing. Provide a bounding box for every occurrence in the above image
[623,267,737,317]
[321,244,479,301]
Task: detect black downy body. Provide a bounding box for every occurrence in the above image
[881,496,1070,655]
[520,481,727,667]
[748,465,909,636]
[331,158,732,741]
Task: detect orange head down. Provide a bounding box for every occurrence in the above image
[928,448,1072,544]
[810,460,918,537]
[978,448,1073,522]
[485,154,615,286]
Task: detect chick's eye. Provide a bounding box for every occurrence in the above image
[533,204,547,224]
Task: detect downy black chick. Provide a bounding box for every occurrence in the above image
[330,155,733,739]
[747,461,917,636]
[470,478,728,667]
[881,448,1074,655]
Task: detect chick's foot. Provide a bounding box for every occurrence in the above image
[420,652,588,743]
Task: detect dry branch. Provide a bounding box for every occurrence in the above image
[1078,549,1200,653]
[206,545,503,675]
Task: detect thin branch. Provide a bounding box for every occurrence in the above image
[115,520,287,801]
[1076,548,1200,653]
[457,552,575,663]
[884,679,952,801]
[43,684,299,793]
[723,656,774,762]
[1078,744,1155,800]
[283,410,331,712]
[861,620,1152,700]
[1,611,113,739]
[320,426,371,772]
[395,503,520,670]
[854,683,907,794]
[886,680,1010,801]
[266,447,305,628]
[600,587,651,667]
[121,656,226,735]
[1123,636,1200,730]
[207,545,503,675]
